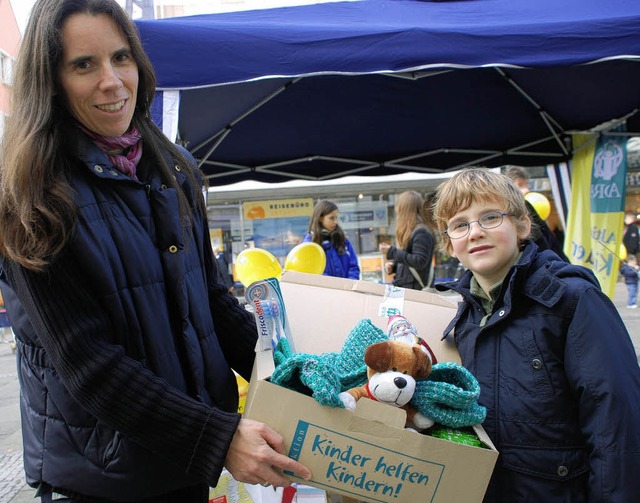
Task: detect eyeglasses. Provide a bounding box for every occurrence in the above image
[444,212,512,239]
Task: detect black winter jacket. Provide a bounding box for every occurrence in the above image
[386,226,435,290]
[623,224,640,255]
[0,138,257,500]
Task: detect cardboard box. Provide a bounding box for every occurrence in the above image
[245,272,498,503]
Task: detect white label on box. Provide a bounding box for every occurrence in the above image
[286,421,444,503]
[377,285,406,318]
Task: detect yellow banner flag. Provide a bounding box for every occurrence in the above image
[564,133,627,299]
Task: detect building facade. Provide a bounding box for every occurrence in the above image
[0,0,21,139]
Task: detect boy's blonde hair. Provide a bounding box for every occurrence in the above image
[433,168,531,254]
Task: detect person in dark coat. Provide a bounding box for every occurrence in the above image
[619,255,640,308]
[622,211,640,260]
[380,191,436,290]
[505,165,569,262]
[214,247,235,293]
[433,168,640,502]
[0,1,310,501]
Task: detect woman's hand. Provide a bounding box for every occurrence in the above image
[385,261,395,275]
[225,418,312,488]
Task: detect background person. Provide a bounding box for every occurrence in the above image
[504,165,569,261]
[623,211,640,262]
[379,191,436,290]
[303,199,360,279]
[0,1,310,501]
[620,254,640,309]
[214,247,235,293]
[432,167,640,502]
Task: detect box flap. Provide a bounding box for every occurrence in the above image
[280,271,460,364]
[472,423,498,451]
[282,271,458,309]
[253,348,275,381]
[350,399,406,437]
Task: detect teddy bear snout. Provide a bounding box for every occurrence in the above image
[394,376,408,389]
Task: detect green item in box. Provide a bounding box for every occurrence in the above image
[430,425,484,447]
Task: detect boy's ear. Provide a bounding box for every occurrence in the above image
[445,239,456,257]
[518,215,532,240]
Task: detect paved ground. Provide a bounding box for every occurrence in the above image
[0,281,639,502]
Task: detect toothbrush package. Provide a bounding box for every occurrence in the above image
[245,277,296,353]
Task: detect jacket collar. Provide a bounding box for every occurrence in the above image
[439,242,566,301]
[439,241,567,339]
[75,134,142,183]
[75,134,189,188]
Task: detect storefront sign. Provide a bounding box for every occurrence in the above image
[338,202,388,230]
[243,198,314,219]
[625,170,640,187]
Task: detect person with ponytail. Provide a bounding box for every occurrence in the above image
[0,1,310,501]
[303,200,360,279]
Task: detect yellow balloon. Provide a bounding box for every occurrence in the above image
[235,248,282,286]
[525,192,551,220]
[284,242,327,275]
[619,243,628,261]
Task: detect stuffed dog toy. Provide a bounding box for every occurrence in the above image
[338,340,435,430]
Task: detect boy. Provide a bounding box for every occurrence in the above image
[432,168,640,502]
[620,254,640,308]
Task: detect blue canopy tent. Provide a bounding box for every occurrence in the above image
[135,0,640,185]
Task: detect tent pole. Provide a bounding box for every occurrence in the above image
[193,78,302,167]
[495,68,568,156]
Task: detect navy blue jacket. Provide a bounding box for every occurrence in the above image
[620,263,639,285]
[0,138,258,500]
[437,242,640,502]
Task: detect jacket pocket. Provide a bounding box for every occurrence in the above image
[511,328,555,401]
[498,445,589,501]
[502,445,588,480]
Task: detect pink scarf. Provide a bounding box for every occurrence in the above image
[80,125,143,180]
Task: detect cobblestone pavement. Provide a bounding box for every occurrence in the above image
[0,452,24,503]
[0,337,28,503]
[0,281,638,502]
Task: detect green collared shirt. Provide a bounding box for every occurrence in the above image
[471,252,523,327]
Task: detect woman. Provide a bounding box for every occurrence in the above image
[380,191,436,290]
[0,1,310,501]
[303,200,360,279]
